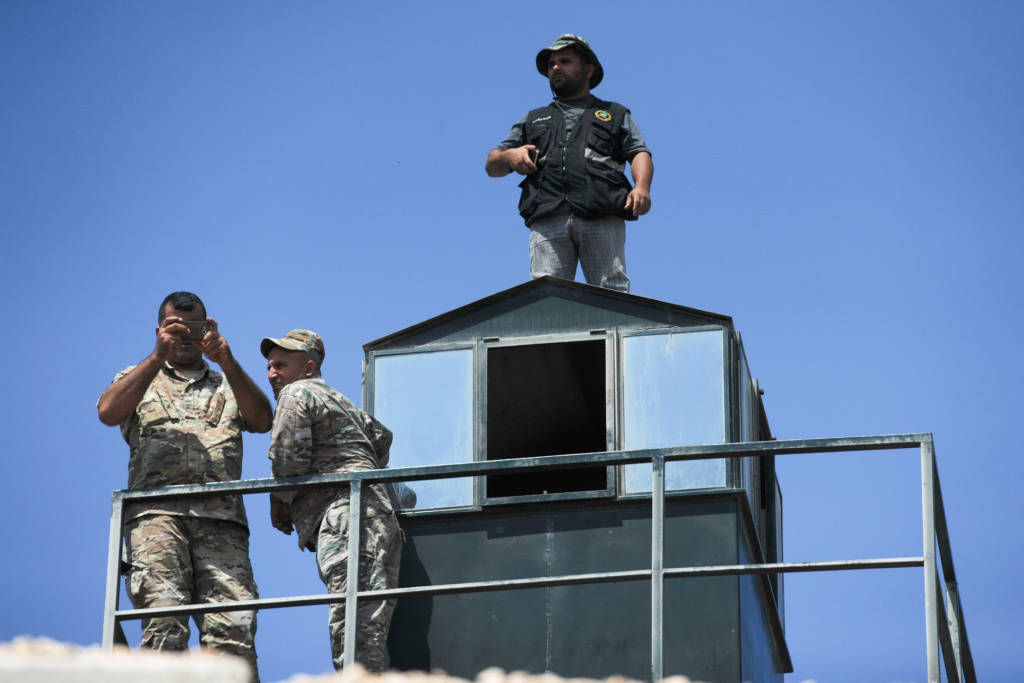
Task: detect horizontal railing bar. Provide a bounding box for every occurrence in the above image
[114,556,924,621]
[118,594,348,618]
[114,433,932,502]
[664,557,924,578]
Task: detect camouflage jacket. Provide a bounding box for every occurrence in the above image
[268,376,394,551]
[110,361,251,526]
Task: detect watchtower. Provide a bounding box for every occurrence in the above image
[101,277,975,681]
[364,278,787,682]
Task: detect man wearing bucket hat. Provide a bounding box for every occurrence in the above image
[261,329,402,672]
[486,33,653,293]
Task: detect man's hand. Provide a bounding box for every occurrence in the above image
[625,151,653,218]
[270,495,294,535]
[624,186,651,217]
[208,318,274,432]
[98,315,185,426]
[486,146,538,177]
[506,145,538,175]
[199,318,232,367]
[154,316,187,361]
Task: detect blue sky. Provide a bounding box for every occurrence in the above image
[2,2,1022,682]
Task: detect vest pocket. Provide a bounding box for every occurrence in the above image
[586,161,631,188]
[587,121,616,156]
[517,175,541,218]
[584,164,632,220]
[525,122,550,146]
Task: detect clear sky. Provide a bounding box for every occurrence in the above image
[2,2,1021,682]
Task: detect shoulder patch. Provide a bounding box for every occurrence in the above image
[594,110,612,122]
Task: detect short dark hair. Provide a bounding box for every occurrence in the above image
[158,291,207,322]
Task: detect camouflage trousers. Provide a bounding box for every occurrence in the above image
[316,499,403,672]
[125,515,259,679]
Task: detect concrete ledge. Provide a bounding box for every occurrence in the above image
[1,638,703,683]
[0,637,249,682]
[279,665,696,683]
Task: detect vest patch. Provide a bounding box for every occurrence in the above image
[594,110,612,122]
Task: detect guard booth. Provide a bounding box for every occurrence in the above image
[364,278,788,682]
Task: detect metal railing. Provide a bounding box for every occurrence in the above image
[103,432,974,682]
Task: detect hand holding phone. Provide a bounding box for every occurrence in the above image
[182,321,211,341]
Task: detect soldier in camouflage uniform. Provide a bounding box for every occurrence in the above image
[97,291,273,681]
[262,329,402,672]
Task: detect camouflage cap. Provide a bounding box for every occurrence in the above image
[260,329,325,366]
[535,33,604,89]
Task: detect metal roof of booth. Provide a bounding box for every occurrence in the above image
[364,277,734,352]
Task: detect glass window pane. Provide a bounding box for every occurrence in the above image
[623,330,726,492]
[739,345,755,495]
[740,348,754,442]
[737,342,764,545]
[373,349,474,509]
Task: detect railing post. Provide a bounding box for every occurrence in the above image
[102,494,124,650]
[945,583,964,682]
[921,439,940,682]
[343,479,362,670]
[651,453,665,683]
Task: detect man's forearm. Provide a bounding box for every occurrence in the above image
[485,148,513,177]
[630,151,653,190]
[220,356,273,433]
[97,354,163,426]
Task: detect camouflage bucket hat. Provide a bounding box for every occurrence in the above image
[535,33,604,88]
[260,329,325,366]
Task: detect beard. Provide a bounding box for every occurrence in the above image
[549,72,585,98]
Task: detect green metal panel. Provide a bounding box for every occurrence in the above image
[388,495,785,682]
[739,540,785,683]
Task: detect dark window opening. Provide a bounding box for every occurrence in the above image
[486,340,607,498]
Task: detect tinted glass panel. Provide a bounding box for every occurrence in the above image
[623,330,727,492]
[373,349,474,509]
[740,347,754,442]
[739,344,756,499]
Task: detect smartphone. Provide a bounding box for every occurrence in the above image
[182,320,211,341]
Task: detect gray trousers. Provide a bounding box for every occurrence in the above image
[529,212,629,292]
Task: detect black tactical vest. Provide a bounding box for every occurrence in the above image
[517,98,635,225]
